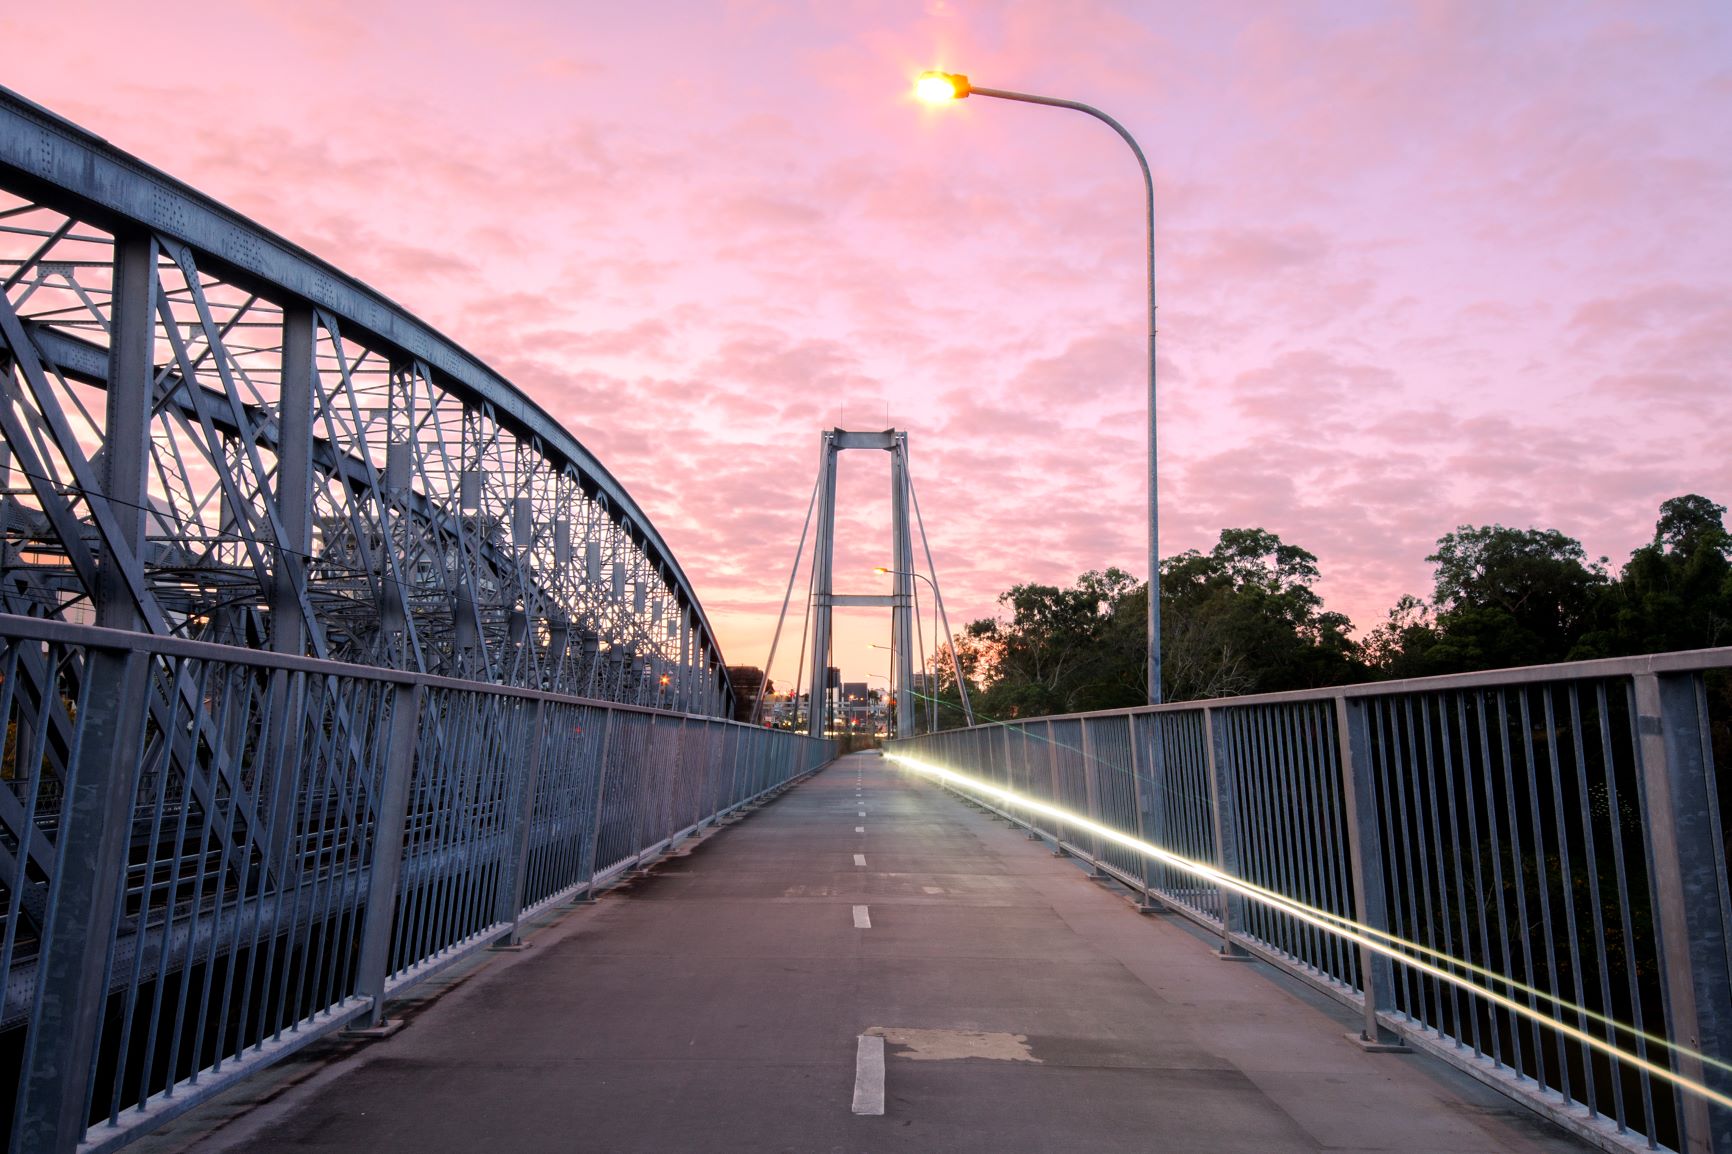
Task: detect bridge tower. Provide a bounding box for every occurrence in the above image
[806,429,918,737]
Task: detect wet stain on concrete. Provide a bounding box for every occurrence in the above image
[865,1026,1041,1063]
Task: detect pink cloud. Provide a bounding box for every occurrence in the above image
[5,0,1729,689]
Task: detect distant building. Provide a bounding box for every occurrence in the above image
[725,665,766,722]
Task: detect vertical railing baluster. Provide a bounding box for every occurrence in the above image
[11,647,150,1154]
[1046,720,1068,856]
[1080,717,1107,876]
[353,681,423,1030]
[1128,712,1159,911]
[1204,706,1250,960]
[575,708,617,903]
[1334,694,1405,1049]
[1633,672,1732,1154]
[497,698,548,947]
[1605,682,1658,1139]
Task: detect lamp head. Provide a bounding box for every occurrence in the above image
[873,566,890,574]
[916,71,970,103]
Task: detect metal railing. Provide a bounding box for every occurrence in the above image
[888,650,1732,1154]
[0,613,833,1154]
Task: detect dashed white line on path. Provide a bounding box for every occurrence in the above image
[858,810,866,817]
[852,904,872,929]
[853,1034,886,1115]
[855,825,865,833]
[854,853,867,866]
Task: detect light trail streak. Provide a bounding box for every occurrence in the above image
[886,752,1732,1110]
[938,728,1710,1074]
[898,744,1704,1066]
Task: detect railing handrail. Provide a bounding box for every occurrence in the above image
[0,611,770,727]
[943,643,1732,728]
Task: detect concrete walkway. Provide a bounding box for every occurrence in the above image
[148,751,1592,1153]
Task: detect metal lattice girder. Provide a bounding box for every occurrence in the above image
[0,85,729,714]
[0,87,736,931]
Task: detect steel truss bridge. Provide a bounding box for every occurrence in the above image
[0,87,833,1154]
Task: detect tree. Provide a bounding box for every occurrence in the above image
[1361,594,1439,679]
[1577,494,1732,657]
[1412,525,1607,673]
[1159,529,1362,699]
[956,531,1364,718]
[958,567,1146,719]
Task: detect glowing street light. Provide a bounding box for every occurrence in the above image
[913,69,1163,705]
[915,71,970,103]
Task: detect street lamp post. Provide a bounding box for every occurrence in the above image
[874,566,976,728]
[916,71,1162,705]
[868,644,906,736]
[866,672,894,739]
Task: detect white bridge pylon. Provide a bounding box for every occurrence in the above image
[763,428,974,738]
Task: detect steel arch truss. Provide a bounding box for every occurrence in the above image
[0,89,728,718]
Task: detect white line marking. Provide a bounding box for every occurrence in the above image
[854,853,867,866]
[855,825,865,833]
[852,904,872,929]
[852,1033,885,1115]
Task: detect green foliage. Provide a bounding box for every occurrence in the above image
[950,566,1146,718]
[1369,495,1730,676]
[952,530,1364,719]
[1160,528,1362,699]
[944,495,1732,720]
[1576,494,1732,657]
[1370,524,1610,675]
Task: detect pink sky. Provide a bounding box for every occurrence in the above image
[7,1,1729,692]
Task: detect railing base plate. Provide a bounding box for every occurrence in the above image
[1346,1031,1410,1054]
[341,1019,406,1041]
